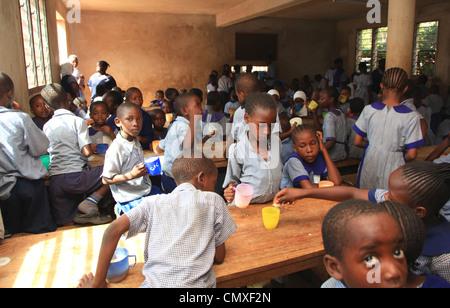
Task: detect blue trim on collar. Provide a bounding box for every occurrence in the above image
[371,101,413,114]
[287,152,327,175]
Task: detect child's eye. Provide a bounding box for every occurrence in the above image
[364,255,380,268]
[393,249,404,260]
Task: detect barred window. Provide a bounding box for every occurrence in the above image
[355,27,387,72]
[413,21,439,76]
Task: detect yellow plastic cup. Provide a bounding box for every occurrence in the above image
[262,207,280,230]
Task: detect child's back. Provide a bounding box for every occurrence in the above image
[323,109,348,161]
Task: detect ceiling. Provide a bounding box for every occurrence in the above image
[61,0,443,25]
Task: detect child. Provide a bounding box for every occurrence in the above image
[268,89,286,115]
[125,87,154,150]
[346,98,365,160]
[352,62,373,106]
[312,86,348,162]
[224,90,240,119]
[78,153,237,288]
[288,91,308,118]
[103,90,123,135]
[102,103,159,217]
[154,94,203,193]
[378,200,450,288]
[0,72,56,235]
[281,125,341,189]
[353,68,424,190]
[223,93,283,205]
[29,94,51,130]
[161,100,176,125]
[150,90,165,107]
[149,108,168,141]
[41,83,112,226]
[338,85,351,115]
[165,88,179,107]
[321,200,408,288]
[88,101,116,150]
[274,161,450,283]
[202,91,227,139]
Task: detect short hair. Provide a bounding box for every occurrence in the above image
[125,87,142,100]
[165,88,179,100]
[235,73,259,96]
[243,93,277,116]
[398,162,450,214]
[341,85,351,93]
[349,97,365,115]
[0,72,14,98]
[89,100,108,113]
[98,60,110,68]
[382,67,409,91]
[206,91,220,106]
[291,124,317,144]
[156,90,164,96]
[322,86,339,104]
[189,88,203,102]
[322,200,389,261]
[116,102,142,119]
[174,93,197,117]
[377,201,425,267]
[172,151,218,185]
[41,83,68,110]
[149,108,165,119]
[103,90,124,106]
[29,94,43,108]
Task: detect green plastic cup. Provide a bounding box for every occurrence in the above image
[40,155,50,170]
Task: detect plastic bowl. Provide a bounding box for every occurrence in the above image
[106,248,136,283]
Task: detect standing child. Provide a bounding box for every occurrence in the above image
[352,62,373,106]
[223,93,283,205]
[29,94,51,130]
[102,103,159,217]
[125,87,155,150]
[88,101,116,150]
[353,67,424,190]
[313,86,348,162]
[346,98,365,160]
[338,85,352,115]
[154,94,203,193]
[0,72,56,235]
[281,125,341,189]
[149,108,168,141]
[78,153,237,288]
[41,84,112,226]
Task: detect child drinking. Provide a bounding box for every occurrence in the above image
[125,87,154,150]
[353,67,424,190]
[321,200,407,288]
[149,108,168,141]
[288,91,308,118]
[78,152,237,288]
[154,94,203,193]
[338,85,351,115]
[88,101,116,151]
[29,94,51,130]
[281,125,341,189]
[102,103,158,217]
[223,93,283,205]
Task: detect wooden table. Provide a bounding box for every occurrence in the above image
[0,198,337,288]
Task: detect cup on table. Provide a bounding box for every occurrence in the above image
[152,140,160,152]
[319,181,335,188]
[97,143,109,155]
[262,207,281,230]
[144,156,162,176]
[233,184,254,209]
[107,247,136,283]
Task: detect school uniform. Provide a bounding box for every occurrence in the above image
[223,128,283,204]
[102,133,155,216]
[231,106,246,141]
[201,110,228,138]
[44,109,103,225]
[323,109,348,162]
[224,100,240,117]
[281,137,294,164]
[0,107,56,234]
[87,73,117,100]
[125,182,237,288]
[346,116,364,160]
[352,73,372,106]
[353,101,424,190]
[32,117,47,131]
[89,127,113,145]
[281,152,328,188]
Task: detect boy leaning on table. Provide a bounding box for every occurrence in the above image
[78,151,237,288]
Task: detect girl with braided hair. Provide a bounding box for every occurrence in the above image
[352,67,424,190]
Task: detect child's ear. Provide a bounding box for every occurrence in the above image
[413,206,427,219]
[114,117,122,128]
[197,171,206,186]
[244,113,250,124]
[323,254,344,281]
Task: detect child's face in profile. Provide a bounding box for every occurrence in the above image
[184,96,203,119]
[162,101,173,114]
[245,108,278,143]
[292,130,320,164]
[115,106,143,141]
[30,97,50,120]
[328,213,407,288]
[152,112,166,130]
[127,90,144,108]
[319,91,332,109]
[91,104,109,127]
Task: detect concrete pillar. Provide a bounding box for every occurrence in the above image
[386,0,417,75]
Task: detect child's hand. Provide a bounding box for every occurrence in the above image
[316,131,324,150]
[224,184,236,204]
[97,125,113,135]
[130,163,148,179]
[273,188,302,205]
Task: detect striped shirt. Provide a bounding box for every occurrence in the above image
[125,183,237,288]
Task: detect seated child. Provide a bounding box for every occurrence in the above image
[103,90,124,134]
[281,125,341,189]
[155,94,203,193]
[150,90,165,107]
[0,72,56,235]
[288,91,308,118]
[346,98,365,160]
[29,94,51,130]
[279,113,294,164]
[224,90,240,119]
[202,91,227,140]
[125,87,154,150]
[161,100,176,126]
[223,93,283,205]
[338,85,351,115]
[78,152,237,288]
[313,86,348,162]
[88,101,116,151]
[41,83,112,226]
[149,108,168,141]
[321,200,408,288]
[102,102,159,216]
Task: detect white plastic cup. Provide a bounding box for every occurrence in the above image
[234,184,254,208]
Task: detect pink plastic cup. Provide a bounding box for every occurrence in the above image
[233,184,254,209]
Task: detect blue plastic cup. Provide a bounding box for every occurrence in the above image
[97,143,109,154]
[106,248,136,283]
[144,156,162,176]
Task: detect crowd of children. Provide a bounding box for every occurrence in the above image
[1,56,449,289]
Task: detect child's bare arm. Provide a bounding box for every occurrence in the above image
[81,144,94,158]
[274,186,370,204]
[404,148,418,162]
[354,134,367,149]
[102,163,148,185]
[317,132,341,186]
[214,243,226,265]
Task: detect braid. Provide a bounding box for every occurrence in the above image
[399,162,450,214]
[378,201,425,268]
[291,124,317,141]
[382,67,409,91]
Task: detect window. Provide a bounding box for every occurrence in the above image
[19,0,52,89]
[355,27,387,72]
[413,21,439,76]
